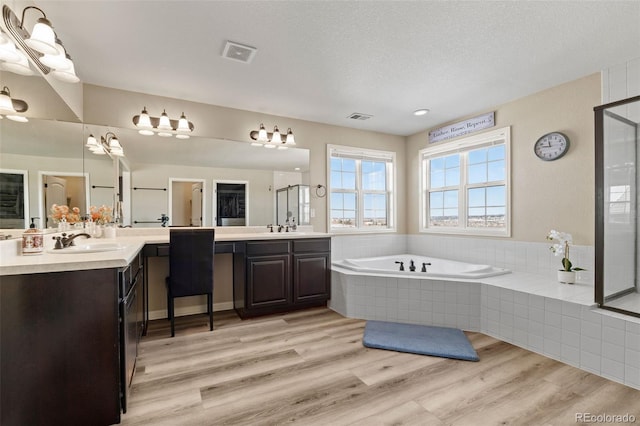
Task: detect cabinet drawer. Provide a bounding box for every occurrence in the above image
[246,240,290,256]
[292,238,331,253]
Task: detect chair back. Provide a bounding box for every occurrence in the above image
[168,228,214,297]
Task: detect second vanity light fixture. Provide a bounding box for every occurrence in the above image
[249,123,296,149]
[85,132,124,157]
[132,107,194,139]
[0,86,29,122]
[2,5,79,83]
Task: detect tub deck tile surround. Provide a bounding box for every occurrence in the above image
[330,233,637,391]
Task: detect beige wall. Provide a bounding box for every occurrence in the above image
[82,84,407,233]
[406,73,600,245]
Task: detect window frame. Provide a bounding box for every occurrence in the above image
[419,126,511,237]
[327,144,396,233]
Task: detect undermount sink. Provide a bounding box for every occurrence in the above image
[49,243,126,254]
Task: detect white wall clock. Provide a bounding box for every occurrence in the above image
[534,132,570,161]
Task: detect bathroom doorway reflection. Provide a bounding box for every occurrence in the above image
[214,181,247,226]
[39,171,90,229]
[168,178,206,227]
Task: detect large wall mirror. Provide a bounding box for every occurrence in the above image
[0,72,310,229]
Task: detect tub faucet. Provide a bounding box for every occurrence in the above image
[421,262,431,273]
[395,261,404,271]
[409,260,416,272]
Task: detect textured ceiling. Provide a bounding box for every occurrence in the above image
[17,1,640,136]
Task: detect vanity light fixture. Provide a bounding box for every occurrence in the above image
[1,5,79,82]
[250,124,296,150]
[86,131,124,157]
[132,107,194,139]
[0,86,29,122]
[0,31,33,76]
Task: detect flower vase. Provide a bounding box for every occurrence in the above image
[557,270,576,284]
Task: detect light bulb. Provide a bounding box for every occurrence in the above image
[136,107,153,129]
[257,123,268,142]
[285,128,295,145]
[85,134,98,147]
[271,125,282,144]
[39,40,70,70]
[0,87,16,114]
[50,55,80,83]
[157,109,172,131]
[176,112,190,132]
[25,17,57,55]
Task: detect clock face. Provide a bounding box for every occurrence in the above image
[534,132,570,161]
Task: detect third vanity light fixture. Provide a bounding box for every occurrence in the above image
[1,5,79,83]
[0,86,29,122]
[85,132,124,157]
[249,123,296,149]
[132,107,194,139]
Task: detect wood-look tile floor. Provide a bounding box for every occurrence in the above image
[121,308,640,426]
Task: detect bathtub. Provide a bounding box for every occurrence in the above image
[333,254,510,279]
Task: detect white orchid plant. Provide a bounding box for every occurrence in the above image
[546,230,585,272]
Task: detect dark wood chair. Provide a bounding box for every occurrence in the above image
[165,228,214,336]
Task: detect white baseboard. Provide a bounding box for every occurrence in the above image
[149,301,234,321]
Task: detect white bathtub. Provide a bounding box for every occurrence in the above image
[333,254,510,279]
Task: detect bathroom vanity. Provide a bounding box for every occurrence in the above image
[0,229,331,426]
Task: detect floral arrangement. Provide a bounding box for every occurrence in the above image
[49,204,81,224]
[90,205,113,225]
[546,230,584,272]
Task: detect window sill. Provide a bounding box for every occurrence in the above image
[419,227,510,238]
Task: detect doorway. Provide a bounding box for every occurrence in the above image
[214,181,248,226]
[168,178,206,227]
[39,172,90,229]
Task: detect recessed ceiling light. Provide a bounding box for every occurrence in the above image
[413,109,429,116]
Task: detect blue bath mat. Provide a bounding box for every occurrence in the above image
[363,321,479,362]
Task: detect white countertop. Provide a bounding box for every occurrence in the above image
[0,227,332,276]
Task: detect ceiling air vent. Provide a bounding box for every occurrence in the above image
[347,113,373,120]
[222,41,257,64]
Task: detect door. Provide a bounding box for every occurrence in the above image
[44,175,67,228]
[191,183,203,226]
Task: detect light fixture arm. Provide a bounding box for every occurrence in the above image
[19,6,51,30]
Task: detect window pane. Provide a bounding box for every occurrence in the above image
[468,188,485,207]
[343,193,356,209]
[330,158,342,171]
[486,185,505,206]
[342,158,356,172]
[488,145,505,161]
[430,170,445,188]
[363,193,387,226]
[430,191,444,208]
[362,161,386,190]
[445,168,460,186]
[468,148,487,165]
[487,160,505,181]
[431,157,444,172]
[445,154,460,168]
[331,192,343,209]
[330,171,342,187]
[468,164,487,184]
[443,190,458,208]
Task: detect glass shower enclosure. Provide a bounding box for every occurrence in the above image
[276,184,310,227]
[595,95,640,318]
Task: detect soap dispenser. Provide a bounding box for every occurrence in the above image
[22,218,44,255]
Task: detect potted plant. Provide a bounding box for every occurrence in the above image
[546,230,584,284]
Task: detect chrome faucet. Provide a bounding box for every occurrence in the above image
[53,232,91,249]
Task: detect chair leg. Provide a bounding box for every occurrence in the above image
[169,297,175,337]
[207,293,213,331]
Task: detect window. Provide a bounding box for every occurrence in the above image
[328,145,395,231]
[420,127,510,236]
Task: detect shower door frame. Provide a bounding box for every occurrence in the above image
[595,94,640,318]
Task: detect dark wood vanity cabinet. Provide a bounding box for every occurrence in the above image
[1,269,122,426]
[235,238,331,318]
[0,252,144,426]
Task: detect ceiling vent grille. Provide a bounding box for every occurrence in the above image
[222,41,257,64]
[347,113,373,120]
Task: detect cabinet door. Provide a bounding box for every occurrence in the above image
[293,253,330,304]
[247,254,290,309]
